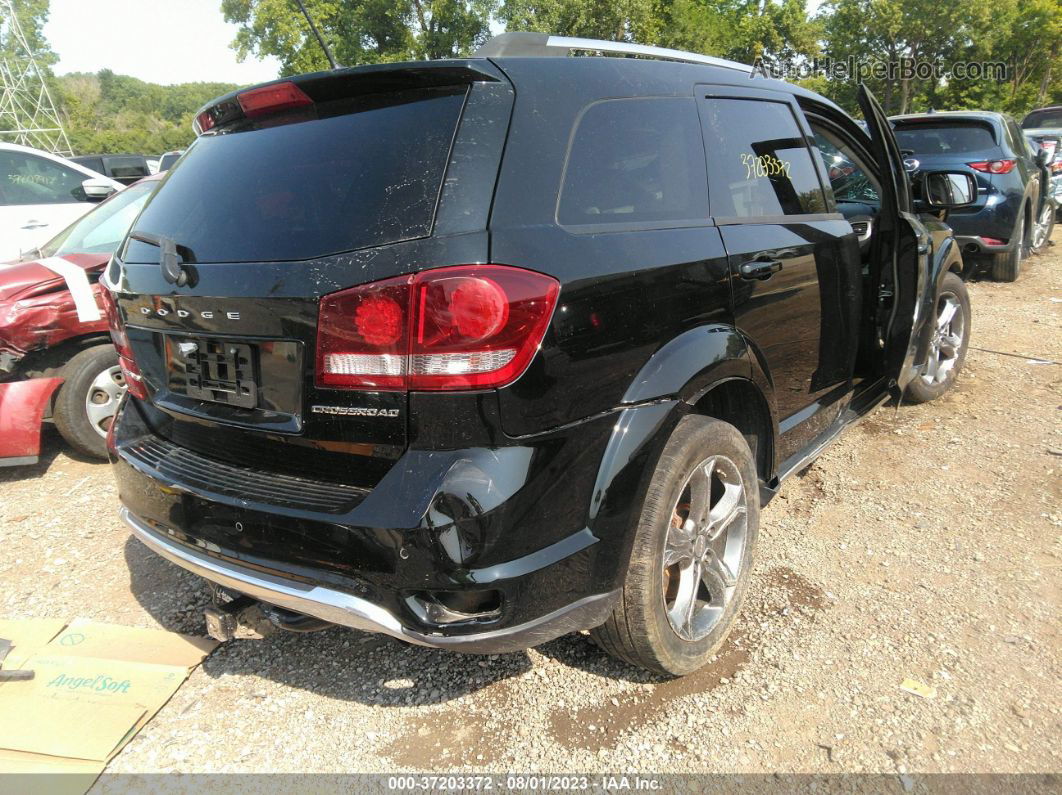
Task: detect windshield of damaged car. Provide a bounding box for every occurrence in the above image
[40,180,155,258]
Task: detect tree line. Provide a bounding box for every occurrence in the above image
[222,0,1060,117]
[2,1,233,155]
[3,0,1060,156]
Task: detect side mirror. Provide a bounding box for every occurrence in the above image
[81,178,116,202]
[923,171,977,209]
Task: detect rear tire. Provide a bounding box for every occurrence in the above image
[54,345,125,460]
[991,214,1025,282]
[591,415,759,676]
[904,272,970,404]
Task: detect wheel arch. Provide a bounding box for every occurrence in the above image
[586,325,780,593]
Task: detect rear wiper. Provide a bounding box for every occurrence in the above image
[128,231,195,286]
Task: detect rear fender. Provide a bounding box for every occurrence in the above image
[0,377,63,466]
[587,325,773,592]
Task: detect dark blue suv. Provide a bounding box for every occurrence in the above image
[891,111,1049,281]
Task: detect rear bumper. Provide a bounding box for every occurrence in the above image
[954,234,1013,254]
[109,394,645,651]
[122,507,617,653]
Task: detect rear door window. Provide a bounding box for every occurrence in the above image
[124,87,467,264]
[699,97,827,218]
[892,122,997,154]
[557,97,708,227]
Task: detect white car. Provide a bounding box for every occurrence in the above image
[0,142,124,262]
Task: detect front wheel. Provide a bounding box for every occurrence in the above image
[591,415,759,676]
[904,272,971,404]
[53,344,126,459]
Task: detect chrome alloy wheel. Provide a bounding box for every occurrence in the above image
[661,455,749,642]
[921,291,965,387]
[1031,203,1053,251]
[84,365,126,438]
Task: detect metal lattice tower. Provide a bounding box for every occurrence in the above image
[0,0,71,154]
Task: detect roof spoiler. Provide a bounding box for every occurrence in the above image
[192,60,503,135]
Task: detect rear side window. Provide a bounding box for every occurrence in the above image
[125,87,466,263]
[700,98,827,218]
[557,97,708,227]
[892,122,997,154]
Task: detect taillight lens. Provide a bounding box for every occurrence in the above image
[318,275,411,390]
[99,287,131,358]
[100,287,148,400]
[968,159,1015,174]
[316,265,560,391]
[237,82,313,119]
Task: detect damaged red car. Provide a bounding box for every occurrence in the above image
[0,174,160,464]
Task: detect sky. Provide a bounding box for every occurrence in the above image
[44,0,282,86]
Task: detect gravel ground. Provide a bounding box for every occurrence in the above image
[1,231,1059,778]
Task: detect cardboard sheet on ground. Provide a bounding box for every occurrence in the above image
[0,618,216,787]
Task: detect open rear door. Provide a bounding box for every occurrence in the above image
[857,84,930,392]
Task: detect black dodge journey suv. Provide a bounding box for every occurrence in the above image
[103,33,974,675]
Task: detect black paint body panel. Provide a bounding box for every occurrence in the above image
[107,55,946,646]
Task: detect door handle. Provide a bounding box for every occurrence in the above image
[739,258,783,281]
[20,220,48,230]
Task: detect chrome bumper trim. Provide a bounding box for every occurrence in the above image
[121,508,618,653]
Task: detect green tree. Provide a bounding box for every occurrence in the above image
[54,71,238,155]
[819,0,1061,117]
[221,0,497,74]
[0,0,56,66]
[499,0,819,68]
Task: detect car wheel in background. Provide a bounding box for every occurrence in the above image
[54,344,126,459]
[991,214,1025,282]
[904,272,971,404]
[1029,202,1055,254]
[591,416,759,676]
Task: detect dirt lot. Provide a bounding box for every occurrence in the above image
[2,231,1059,778]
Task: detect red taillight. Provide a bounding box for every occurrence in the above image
[968,159,1015,174]
[195,110,215,134]
[99,287,132,359]
[100,288,148,400]
[237,82,313,119]
[979,236,1006,246]
[316,265,560,391]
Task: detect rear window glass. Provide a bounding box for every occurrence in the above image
[700,98,826,218]
[892,122,997,154]
[558,97,708,227]
[124,87,466,263]
[108,158,149,179]
[1023,110,1062,129]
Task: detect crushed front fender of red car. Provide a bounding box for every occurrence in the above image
[0,377,64,465]
[0,253,111,363]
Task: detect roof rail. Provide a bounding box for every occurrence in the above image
[474,32,754,74]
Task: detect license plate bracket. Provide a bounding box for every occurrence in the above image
[166,337,258,409]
